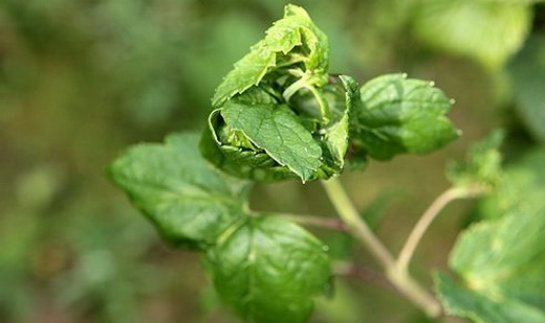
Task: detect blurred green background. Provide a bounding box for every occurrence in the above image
[1,0,544,322]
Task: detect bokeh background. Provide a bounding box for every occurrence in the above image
[1,0,544,322]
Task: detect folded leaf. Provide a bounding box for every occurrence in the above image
[212,4,328,108]
[107,133,251,249]
[206,215,331,323]
[351,73,459,160]
[321,75,359,172]
[221,98,323,182]
[203,76,357,182]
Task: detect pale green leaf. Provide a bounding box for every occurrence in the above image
[108,133,250,249]
[447,130,504,189]
[478,147,545,221]
[212,4,328,107]
[412,0,532,69]
[436,150,545,321]
[508,36,545,143]
[435,273,545,323]
[351,73,459,160]
[206,215,331,323]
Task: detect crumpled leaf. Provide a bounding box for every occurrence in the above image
[412,0,532,69]
[321,75,359,172]
[212,4,328,108]
[350,73,459,160]
[447,130,504,189]
[206,215,331,323]
[107,133,250,249]
[202,76,357,182]
[221,95,323,182]
[435,147,545,322]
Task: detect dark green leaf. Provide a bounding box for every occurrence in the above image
[206,215,331,323]
[351,73,459,160]
[107,133,251,249]
[212,4,329,108]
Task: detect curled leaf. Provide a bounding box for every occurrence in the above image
[212,4,329,108]
[202,76,358,182]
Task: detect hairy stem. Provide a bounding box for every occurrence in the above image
[396,185,488,273]
[321,178,441,317]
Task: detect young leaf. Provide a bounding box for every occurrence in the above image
[107,133,251,249]
[435,273,545,323]
[478,147,545,221]
[206,215,331,323]
[202,76,358,182]
[350,73,459,160]
[320,75,359,172]
[435,156,545,322]
[447,130,504,189]
[212,4,328,108]
[221,96,323,182]
[412,0,531,69]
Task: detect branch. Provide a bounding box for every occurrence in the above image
[396,185,489,273]
[321,178,441,318]
[321,178,395,269]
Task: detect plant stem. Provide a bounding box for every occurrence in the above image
[321,178,394,268]
[396,185,488,273]
[277,213,347,232]
[321,178,441,317]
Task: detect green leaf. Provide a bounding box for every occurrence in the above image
[436,153,545,322]
[212,4,328,108]
[221,96,323,182]
[478,147,545,221]
[202,76,357,182]
[107,133,251,249]
[447,130,504,189]
[508,36,545,143]
[206,215,331,323]
[320,75,359,172]
[200,111,297,182]
[412,0,532,69]
[351,73,459,160]
[435,273,545,323]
